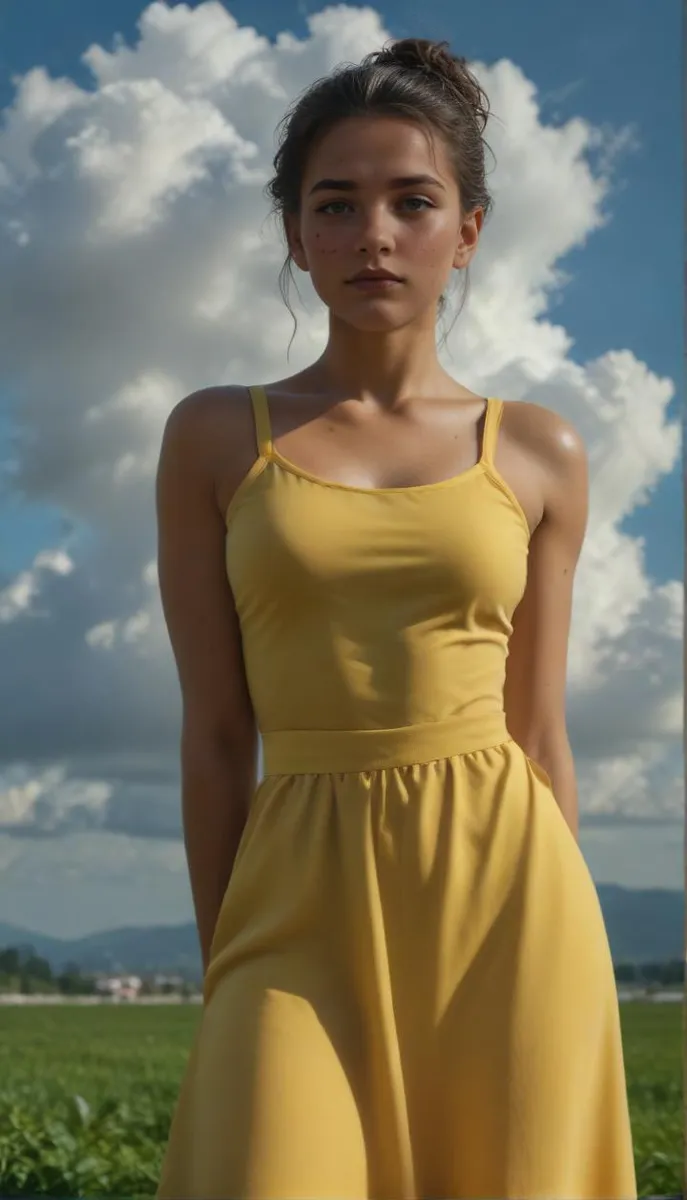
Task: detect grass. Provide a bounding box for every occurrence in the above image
[0,1001,681,1196]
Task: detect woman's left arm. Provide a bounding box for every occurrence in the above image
[503,407,590,843]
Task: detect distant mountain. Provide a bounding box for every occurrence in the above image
[0,885,682,979]
[593,884,683,964]
[0,920,202,979]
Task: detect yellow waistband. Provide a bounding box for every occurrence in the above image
[262,713,511,775]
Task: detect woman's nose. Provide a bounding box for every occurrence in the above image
[353,207,394,254]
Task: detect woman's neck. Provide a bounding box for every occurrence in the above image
[312,319,448,407]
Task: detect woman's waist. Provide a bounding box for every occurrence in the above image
[261,706,510,775]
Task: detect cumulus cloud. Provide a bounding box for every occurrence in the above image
[0,0,680,868]
[0,549,73,623]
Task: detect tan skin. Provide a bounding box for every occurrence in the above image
[157,115,587,971]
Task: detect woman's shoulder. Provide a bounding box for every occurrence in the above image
[499,397,587,480]
[165,383,251,430]
[161,385,261,517]
[163,383,262,453]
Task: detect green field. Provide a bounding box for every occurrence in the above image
[0,1001,682,1197]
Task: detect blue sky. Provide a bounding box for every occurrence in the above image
[0,0,682,582]
[0,0,682,936]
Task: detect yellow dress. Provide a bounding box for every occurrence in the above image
[157,385,637,1200]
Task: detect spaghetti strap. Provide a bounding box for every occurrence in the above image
[248,385,273,459]
[480,397,504,468]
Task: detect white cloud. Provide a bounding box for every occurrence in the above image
[0,548,73,622]
[0,3,680,910]
[0,763,111,836]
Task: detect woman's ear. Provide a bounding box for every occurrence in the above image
[284,213,308,273]
[453,207,483,270]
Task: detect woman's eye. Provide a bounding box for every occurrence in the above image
[402,196,433,211]
[317,196,433,215]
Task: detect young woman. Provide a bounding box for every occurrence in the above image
[155,37,636,1200]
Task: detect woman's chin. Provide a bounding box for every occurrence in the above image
[331,302,420,334]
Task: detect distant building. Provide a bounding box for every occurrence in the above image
[152,973,185,989]
[95,974,142,1001]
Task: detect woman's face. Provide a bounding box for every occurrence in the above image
[287,114,482,332]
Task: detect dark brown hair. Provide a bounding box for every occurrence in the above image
[264,37,494,350]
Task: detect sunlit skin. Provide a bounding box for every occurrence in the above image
[156,112,589,972]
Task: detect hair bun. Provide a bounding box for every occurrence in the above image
[373,38,489,132]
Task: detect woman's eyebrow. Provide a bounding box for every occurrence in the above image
[308,173,446,195]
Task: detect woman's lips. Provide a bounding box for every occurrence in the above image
[348,277,403,290]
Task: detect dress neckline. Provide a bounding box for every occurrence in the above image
[224,389,532,540]
[262,392,495,496]
[267,447,487,497]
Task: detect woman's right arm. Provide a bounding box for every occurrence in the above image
[155,390,257,978]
